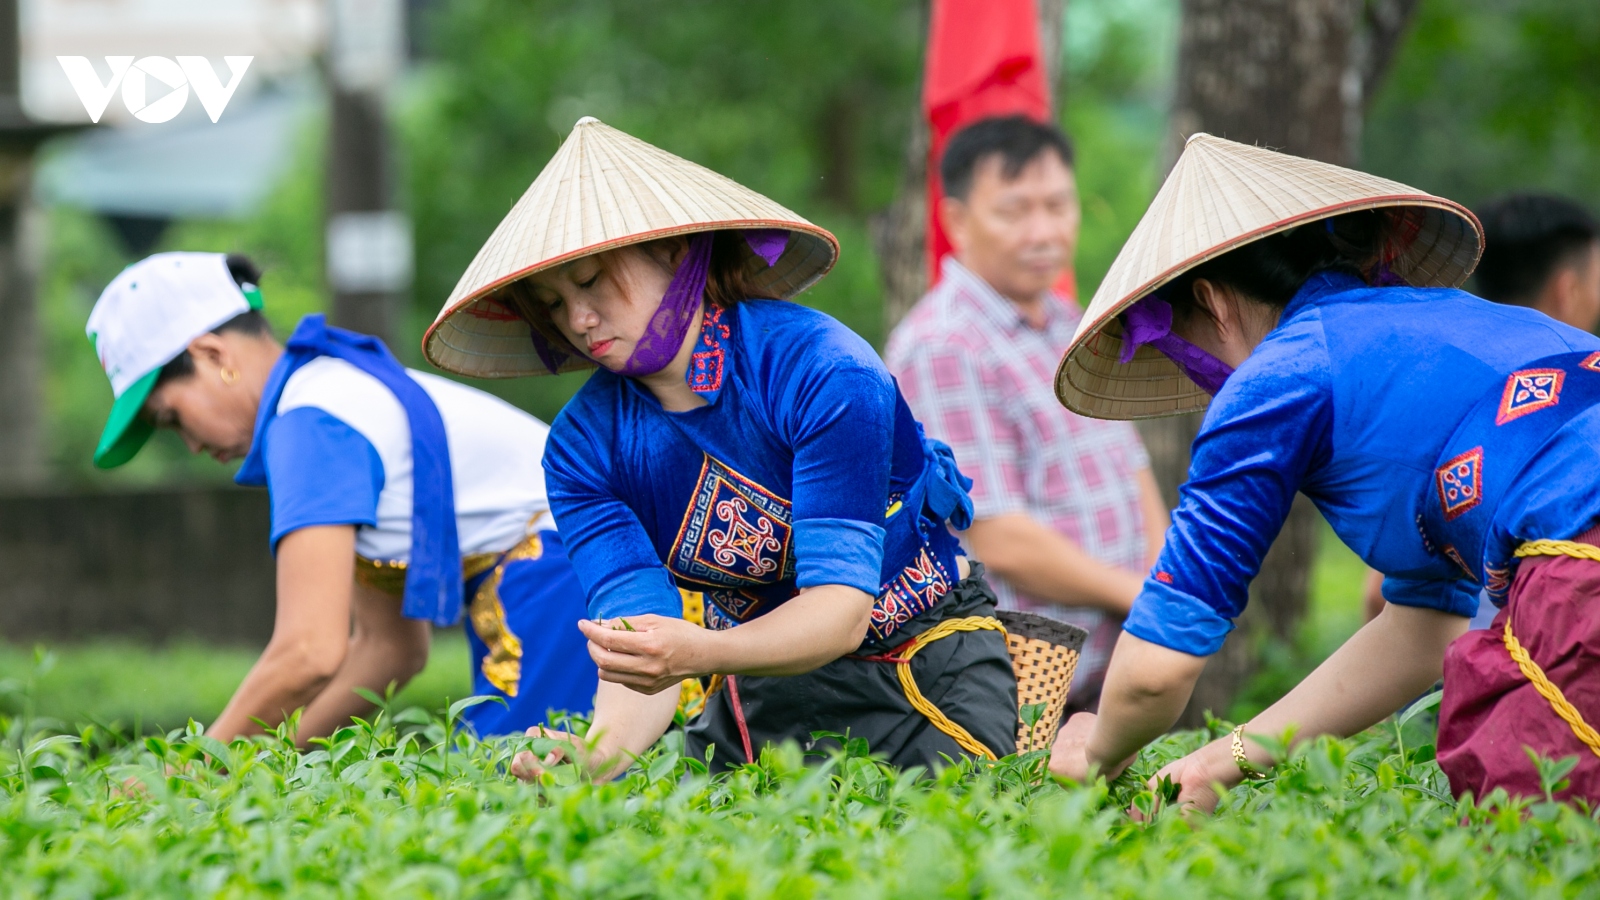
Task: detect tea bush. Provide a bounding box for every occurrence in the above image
[1,679,1597,900]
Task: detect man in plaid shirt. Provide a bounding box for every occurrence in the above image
[886,116,1168,710]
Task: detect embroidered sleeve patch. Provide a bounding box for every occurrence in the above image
[1495,368,1564,425]
[1485,563,1512,603]
[1581,352,1600,373]
[1435,446,1484,521]
[869,546,954,641]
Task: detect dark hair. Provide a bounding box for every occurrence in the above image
[500,230,769,349]
[940,115,1076,201]
[701,230,772,309]
[1162,210,1388,321]
[155,254,272,386]
[1473,193,1600,305]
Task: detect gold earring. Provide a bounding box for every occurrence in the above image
[220,367,239,385]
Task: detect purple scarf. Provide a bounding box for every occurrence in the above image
[1117,296,1235,395]
[528,229,789,376]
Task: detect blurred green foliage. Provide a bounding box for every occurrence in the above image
[1366,0,1600,211]
[1062,0,1176,296]
[41,0,1184,485]
[34,0,1600,492]
[0,632,472,735]
[397,0,924,419]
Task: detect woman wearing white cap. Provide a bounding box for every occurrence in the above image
[86,252,598,741]
[1047,135,1600,805]
[425,118,1018,777]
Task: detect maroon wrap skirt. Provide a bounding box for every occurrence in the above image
[1438,525,1600,803]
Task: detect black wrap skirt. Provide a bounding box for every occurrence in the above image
[684,563,1019,771]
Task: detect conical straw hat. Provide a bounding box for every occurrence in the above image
[424,117,839,378]
[1055,133,1482,420]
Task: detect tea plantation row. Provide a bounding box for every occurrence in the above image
[1,695,1597,899]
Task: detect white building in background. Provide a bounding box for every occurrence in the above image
[22,0,415,276]
[19,0,325,124]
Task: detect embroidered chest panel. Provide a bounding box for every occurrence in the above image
[670,454,795,588]
[667,456,957,641]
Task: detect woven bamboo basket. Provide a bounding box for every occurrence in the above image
[998,610,1089,753]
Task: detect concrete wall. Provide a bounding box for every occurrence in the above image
[0,487,276,645]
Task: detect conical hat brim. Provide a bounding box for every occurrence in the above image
[1055,134,1483,420]
[424,118,839,378]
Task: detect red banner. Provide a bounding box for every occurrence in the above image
[923,0,1071,298]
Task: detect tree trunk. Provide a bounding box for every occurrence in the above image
[874,0,931,330]
[326,87,401,346]
[1036,0,1066,104]
[873,107,930,329]
[1150,0,1417,725]
[324,0,409,348]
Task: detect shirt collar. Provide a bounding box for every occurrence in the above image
[940,257,1075,333]
[1283,269,1368,319]
[235,315,321,487]
[684,303,733,404]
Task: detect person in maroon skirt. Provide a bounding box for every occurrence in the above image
[1048,134,1600,807]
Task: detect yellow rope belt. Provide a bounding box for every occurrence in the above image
[855,615,1007,761]
[1503,540,1600,757]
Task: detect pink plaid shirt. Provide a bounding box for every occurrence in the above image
[886,258,1152,701]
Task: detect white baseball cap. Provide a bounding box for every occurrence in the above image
[85,252,263,468]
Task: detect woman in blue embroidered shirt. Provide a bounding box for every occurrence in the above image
[85,252,597,742]
[1048,134,1600,805]
[423,118,1018,778]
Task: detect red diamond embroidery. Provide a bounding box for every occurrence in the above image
[1582,352,1600,373]
[1495,368,1564,425]
[1436,447,1483,521]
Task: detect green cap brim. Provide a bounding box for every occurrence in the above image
[93,368,160,469]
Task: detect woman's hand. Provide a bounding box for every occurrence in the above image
[1140,742,1230,817]
[512,684,682,784]
[1049,712,1136,782]
[509,725,591,783]
[579,615,710,695]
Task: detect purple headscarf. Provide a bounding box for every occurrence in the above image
[619,232,716,376]
[527,229,790,376]
[1117,295,1235,396]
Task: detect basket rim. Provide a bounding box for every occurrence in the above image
[996,609,1088,654]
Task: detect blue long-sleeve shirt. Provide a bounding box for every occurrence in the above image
[543,300,970,643]
[1129,271,1600,656]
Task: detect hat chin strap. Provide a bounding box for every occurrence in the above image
[1118,296,1236,396]
[619,232,716,377]
[616,229,791,378]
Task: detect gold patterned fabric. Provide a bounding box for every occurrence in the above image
[353,551,500,596]
[352,540,533,696]
[678,589,708,717]
[468,535,546,696]
[361,547,712,710]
